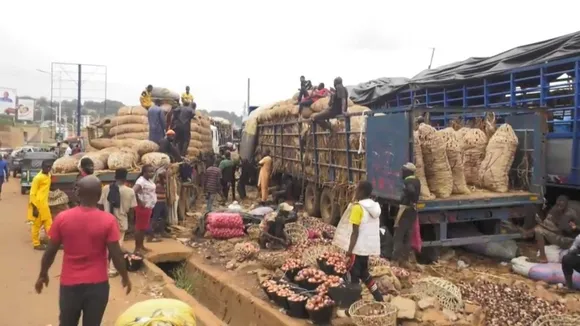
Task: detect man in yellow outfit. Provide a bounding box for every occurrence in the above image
[181,86,194,105]
[140,84,153,109]
[29,160,53,250]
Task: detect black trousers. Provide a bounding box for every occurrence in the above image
[312,107,339,130]
[297,88,309,103]
[349,255,371,284]
[176,129,191,156]
[221,179,235,201]
[298,98,314,114]
[393,208,417,262]
[60,281,109,326]
[562,253,580,285]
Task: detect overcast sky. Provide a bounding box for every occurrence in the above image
[1,0,579,115]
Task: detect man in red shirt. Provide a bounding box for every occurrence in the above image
[35,175,131,326]
[299,82,329,115]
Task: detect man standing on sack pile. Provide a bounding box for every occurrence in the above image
[181,86,194,105]
[310,77,349,132]
[171,101,196,156]
[140,84,153,109]
[148,99,166,144]
[295,75,313,104]
[392,162,421,267]
[159,130,182,163]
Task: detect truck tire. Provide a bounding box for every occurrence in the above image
[416,225,439,264]
[320,187,341,225]
[305,183,321,217]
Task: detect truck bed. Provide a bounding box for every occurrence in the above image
[419,189,539,211]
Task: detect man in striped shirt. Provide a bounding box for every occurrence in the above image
[204,159,222,212]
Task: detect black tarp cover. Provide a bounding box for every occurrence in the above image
[350,31,580,105]
[346,77,410,105]
[410,30,580,88]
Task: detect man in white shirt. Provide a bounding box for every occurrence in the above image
[98,168,138,277]
[64,143,73,157]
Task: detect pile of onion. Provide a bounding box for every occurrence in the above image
[305,294,335,311]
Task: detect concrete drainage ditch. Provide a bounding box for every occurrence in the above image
[149,255,304,326]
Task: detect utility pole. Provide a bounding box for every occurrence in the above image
[247,78,251,109]
[428,48,436,69]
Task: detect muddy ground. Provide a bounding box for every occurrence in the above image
[177,188,580,325]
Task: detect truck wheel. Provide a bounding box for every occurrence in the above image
[416,225,439,264]
[305,183,321,217]
[320,188,340,225]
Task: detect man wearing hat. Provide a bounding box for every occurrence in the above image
[392,162,421,266]
[158,130,182,162]
[258,203,295,249]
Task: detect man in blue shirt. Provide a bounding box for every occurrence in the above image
[147,99,166,144]
[0,154,9,200]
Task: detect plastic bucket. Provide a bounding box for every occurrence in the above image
[307,304,335,325]
[288,299,309,318]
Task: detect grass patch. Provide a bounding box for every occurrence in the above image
[172,263,203,296]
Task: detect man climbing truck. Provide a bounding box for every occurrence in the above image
[241,105,546,262]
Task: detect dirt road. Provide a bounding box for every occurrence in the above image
[0,178,155,325]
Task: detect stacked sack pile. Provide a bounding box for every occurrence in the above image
[415,113,519,199]
[52,139,170,174]
[188,112,213,157]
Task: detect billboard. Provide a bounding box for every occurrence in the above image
[0,88,16,116]
[17,98,34,121]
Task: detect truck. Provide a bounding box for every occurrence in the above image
[368,31,580,205]
[247,106,545,262]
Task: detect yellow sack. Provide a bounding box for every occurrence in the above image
[115,299,196,326]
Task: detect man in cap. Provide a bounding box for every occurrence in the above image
[392,162,421,266]
[158,130,182,162]
[311,77,349,131]
[258,203,295,249]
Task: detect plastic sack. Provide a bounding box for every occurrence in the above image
[248,206,274,216]
[332,204,354,252]
[227,201,242,212]
[410,218,422,253]
[511,256,580,289]
[206,212,244,229]
[448,224,518,260]
[115,298,196,326]
[537,245,569,263]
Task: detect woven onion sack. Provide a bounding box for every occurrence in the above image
[112,132,149,140]
[52,156,80,173]
[310,96,355,113]
[301,107,313,119]
[187,147,201,157]
[117,106,147,116]
[109,124,148,136]
[439,128,470,194]
[135,140,159,157]
[108,148,138,170]
[348,105,371,133]
[478,123,518,192]
[141,152,170,168]
[89,138,116,150]
[109,115,148,126]
[462,128,488,185]
[413,132,435,199]
[79,152,107,171]
[417,123,452,198]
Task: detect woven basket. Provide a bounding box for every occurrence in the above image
[411,277,463,312]
[234,242,260,262]
[258,252,290,270]
[349,300,397,326]
[301,244,344,267]
[532,314,580,326]
[247,225,261,240]
[285,222,308,244]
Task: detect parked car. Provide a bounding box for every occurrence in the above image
[11,146,41,177]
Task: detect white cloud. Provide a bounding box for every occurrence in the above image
[1,0,579,114]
